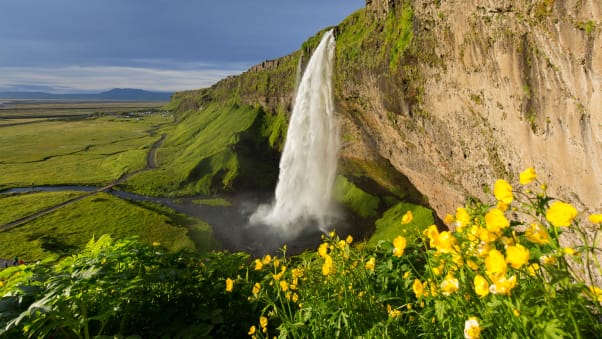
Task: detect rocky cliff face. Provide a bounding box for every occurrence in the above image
[353,0,601,219]
[172,0,601,221]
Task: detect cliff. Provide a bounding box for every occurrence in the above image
[167,0,601,221]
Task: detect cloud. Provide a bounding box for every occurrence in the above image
[0,65,246,93]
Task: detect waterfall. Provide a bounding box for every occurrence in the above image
[250,30,339,235]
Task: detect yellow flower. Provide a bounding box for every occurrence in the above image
[225,278,234,292]
[588,286,602,303]
[496,201,509,212]
[525,223,550,245]
[546,201,578,227]
[387,304,402,318]
[365,257,376,271]
[485,208,509,234]
[467,260,479,271]
[540,255,557,266]
[292,268,304,279]
[273,257,280,268]
[248,325,256,335]
[279,280,289,292]
[424,225,440,248]
[401,210,413,224]
[485,249,507,280]
[254,259,263,271]
[329,231,336,238]
[444,213,454,225]
[252,282,261,295]
[505,244,530,269]
[473,275,489,298]
[412,279,424,298]
[152,241,160,247]
[292,293,299,303]
[493,179,513,204]
[477,227,498,243]
[346,235,353,244]
[456,207,471,228]
[563,247,576,256]
[476,241,492,258]
[322,254,333,276]
[403,271,411,279]
[519,167,537,185]
[432,262,444,276]
[589,214,602,224]
[318,243,329,258]
[440,275,459,296]
[501,236,515,248]
[393,235,407,257]
[259,316,268,329]
[489,275,516,295]
[338,240,347,250]
[262,254,272,265]
[527,263,540,277]
[436,231,457,253]
[464,317,481,339]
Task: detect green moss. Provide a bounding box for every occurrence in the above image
[333,175,380,219]
[385,2,414,71]
[576,20,596,36]
[367,202,434,247]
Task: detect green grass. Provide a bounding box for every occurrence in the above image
[123,103,272,196]
[0,115,171,189]
[192,198,232,207]
[333,175,380,218]
[0,101,166,117]
[0,192,215,260]
[0,191,86,225]
[367,201,434,247]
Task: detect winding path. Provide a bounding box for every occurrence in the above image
[0,134,166,231]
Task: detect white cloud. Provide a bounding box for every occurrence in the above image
[0,65,246,93]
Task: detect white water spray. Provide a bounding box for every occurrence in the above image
[250,30,340,234]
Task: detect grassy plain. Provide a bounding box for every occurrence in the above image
[0,192,215,260]
[0,101,218,261]
[0,101,165,117]
[0,109,172,190]
[0,191,86,225]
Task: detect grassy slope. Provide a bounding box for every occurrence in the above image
[123,103,279,196]
[0,192,215,260]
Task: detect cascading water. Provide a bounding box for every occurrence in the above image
[250,29,340,235]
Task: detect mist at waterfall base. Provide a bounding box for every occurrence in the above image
[250,29,341,234]
[209,30,348,255]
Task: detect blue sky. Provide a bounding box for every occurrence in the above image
[0,0,364,93]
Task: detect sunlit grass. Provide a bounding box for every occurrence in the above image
[367,201,434,246]
[0,192,215,260]
[0,191,86,225]
[123,103,270,196]
[192,198,232,206]
[0,115,171,189]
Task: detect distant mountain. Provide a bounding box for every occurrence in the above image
[0,88,172,101]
